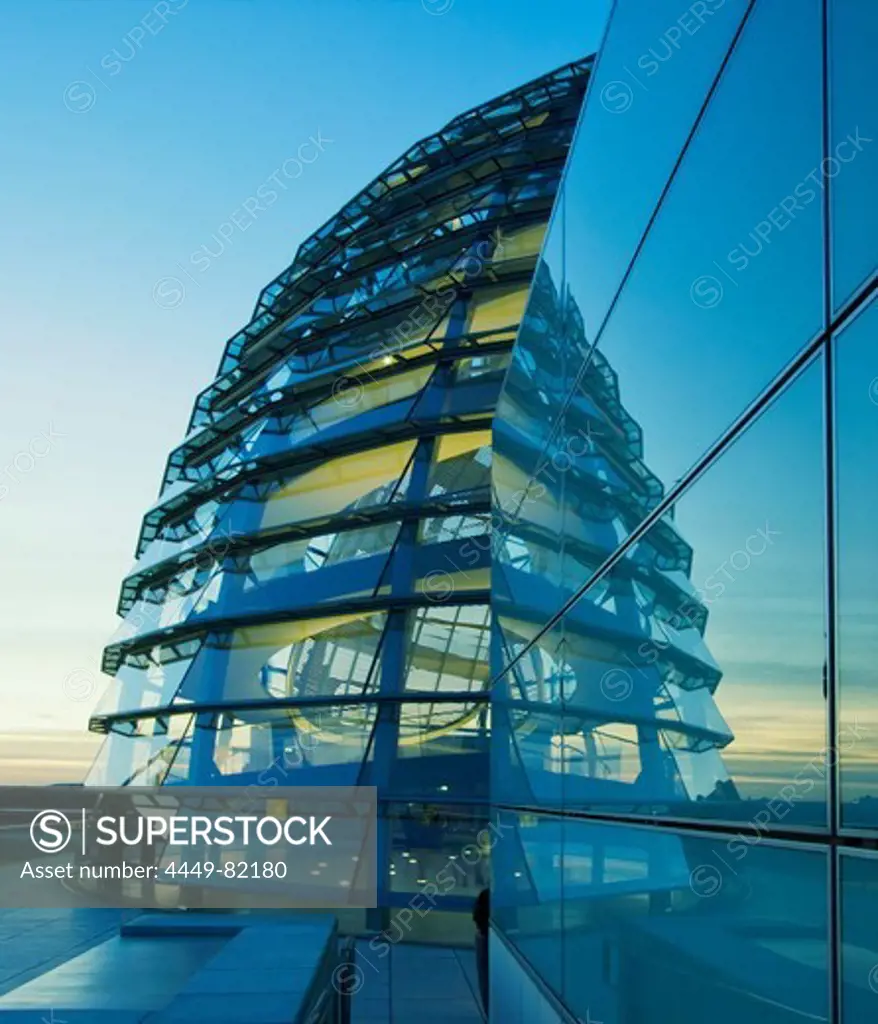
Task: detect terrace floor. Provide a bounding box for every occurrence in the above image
[0,910,485,1024]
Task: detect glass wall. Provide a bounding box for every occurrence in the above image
[492,0,877,1019]
[493,812,829,1024]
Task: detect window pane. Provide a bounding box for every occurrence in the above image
[113,533,398,641]
[493,222,547,265]
[561,818,827,1023]
[279,364,434,450]
[494,214,572,495]
[260,440,415,531]
[829,0,878,310]
[403,604,490,694]
[840,851,878,1022]
[93,640,200,719]
[590,0,824,494]
[495,2,826,656]
[560,0,751,334]
[388,701,490,804]
[426,431,491,500]
[211,702,377,781]
[244,522,400,586]
[516,357,828,826]
[174,614,386,707]
[497,814,829,1024]
[86,714,194,787]
[493,620,568,811]
[388,808,487,902]
[836,297,878,829]
[493,809,564,1001]
[466,284,530,333]
[419,513,489,545]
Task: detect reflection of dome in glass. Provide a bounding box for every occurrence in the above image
[494,250,737,813]
[86,58,594,909]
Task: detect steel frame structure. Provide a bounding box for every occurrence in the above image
[87,58,594,916]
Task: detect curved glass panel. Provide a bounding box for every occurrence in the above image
[403,605,490,694]
[260,440,415,531]
[211,703,378,783]
[86,714,194,787]
[90,57,595,916]
[175,615,387,707]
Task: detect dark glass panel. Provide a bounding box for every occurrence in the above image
[497,814,829,1024]
[840,851,878,1021]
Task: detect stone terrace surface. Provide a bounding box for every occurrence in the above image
[352,940,484,1024]
[143,918,338,1024]
[0,911,485,1023]
[0,908,132,997]
[0,911,337,1023]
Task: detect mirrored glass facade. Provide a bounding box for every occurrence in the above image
[493,0,877,1021]
[87,58,594,919]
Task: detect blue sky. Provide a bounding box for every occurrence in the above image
[0,0,611,775]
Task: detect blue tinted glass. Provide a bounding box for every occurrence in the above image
[388,810,485,906]
[554,818,828,1024]
[494,0,826,687]
[494,411,585,641]
[592,0,824,495]
[829,0,878,311]
[552,357,828,825]
[210,704,377,785]
[563,0,750,335]
[492,810,564,999]
[494,201,575,628]
[495,187,571,488]
[493,620,568,811]
[836,297,878,830]
[840,851,878,1021]
[494,814,829,1024]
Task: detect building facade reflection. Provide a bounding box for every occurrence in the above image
[490,1,878,1022]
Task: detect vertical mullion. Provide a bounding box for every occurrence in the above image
[822,0,842,1022]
